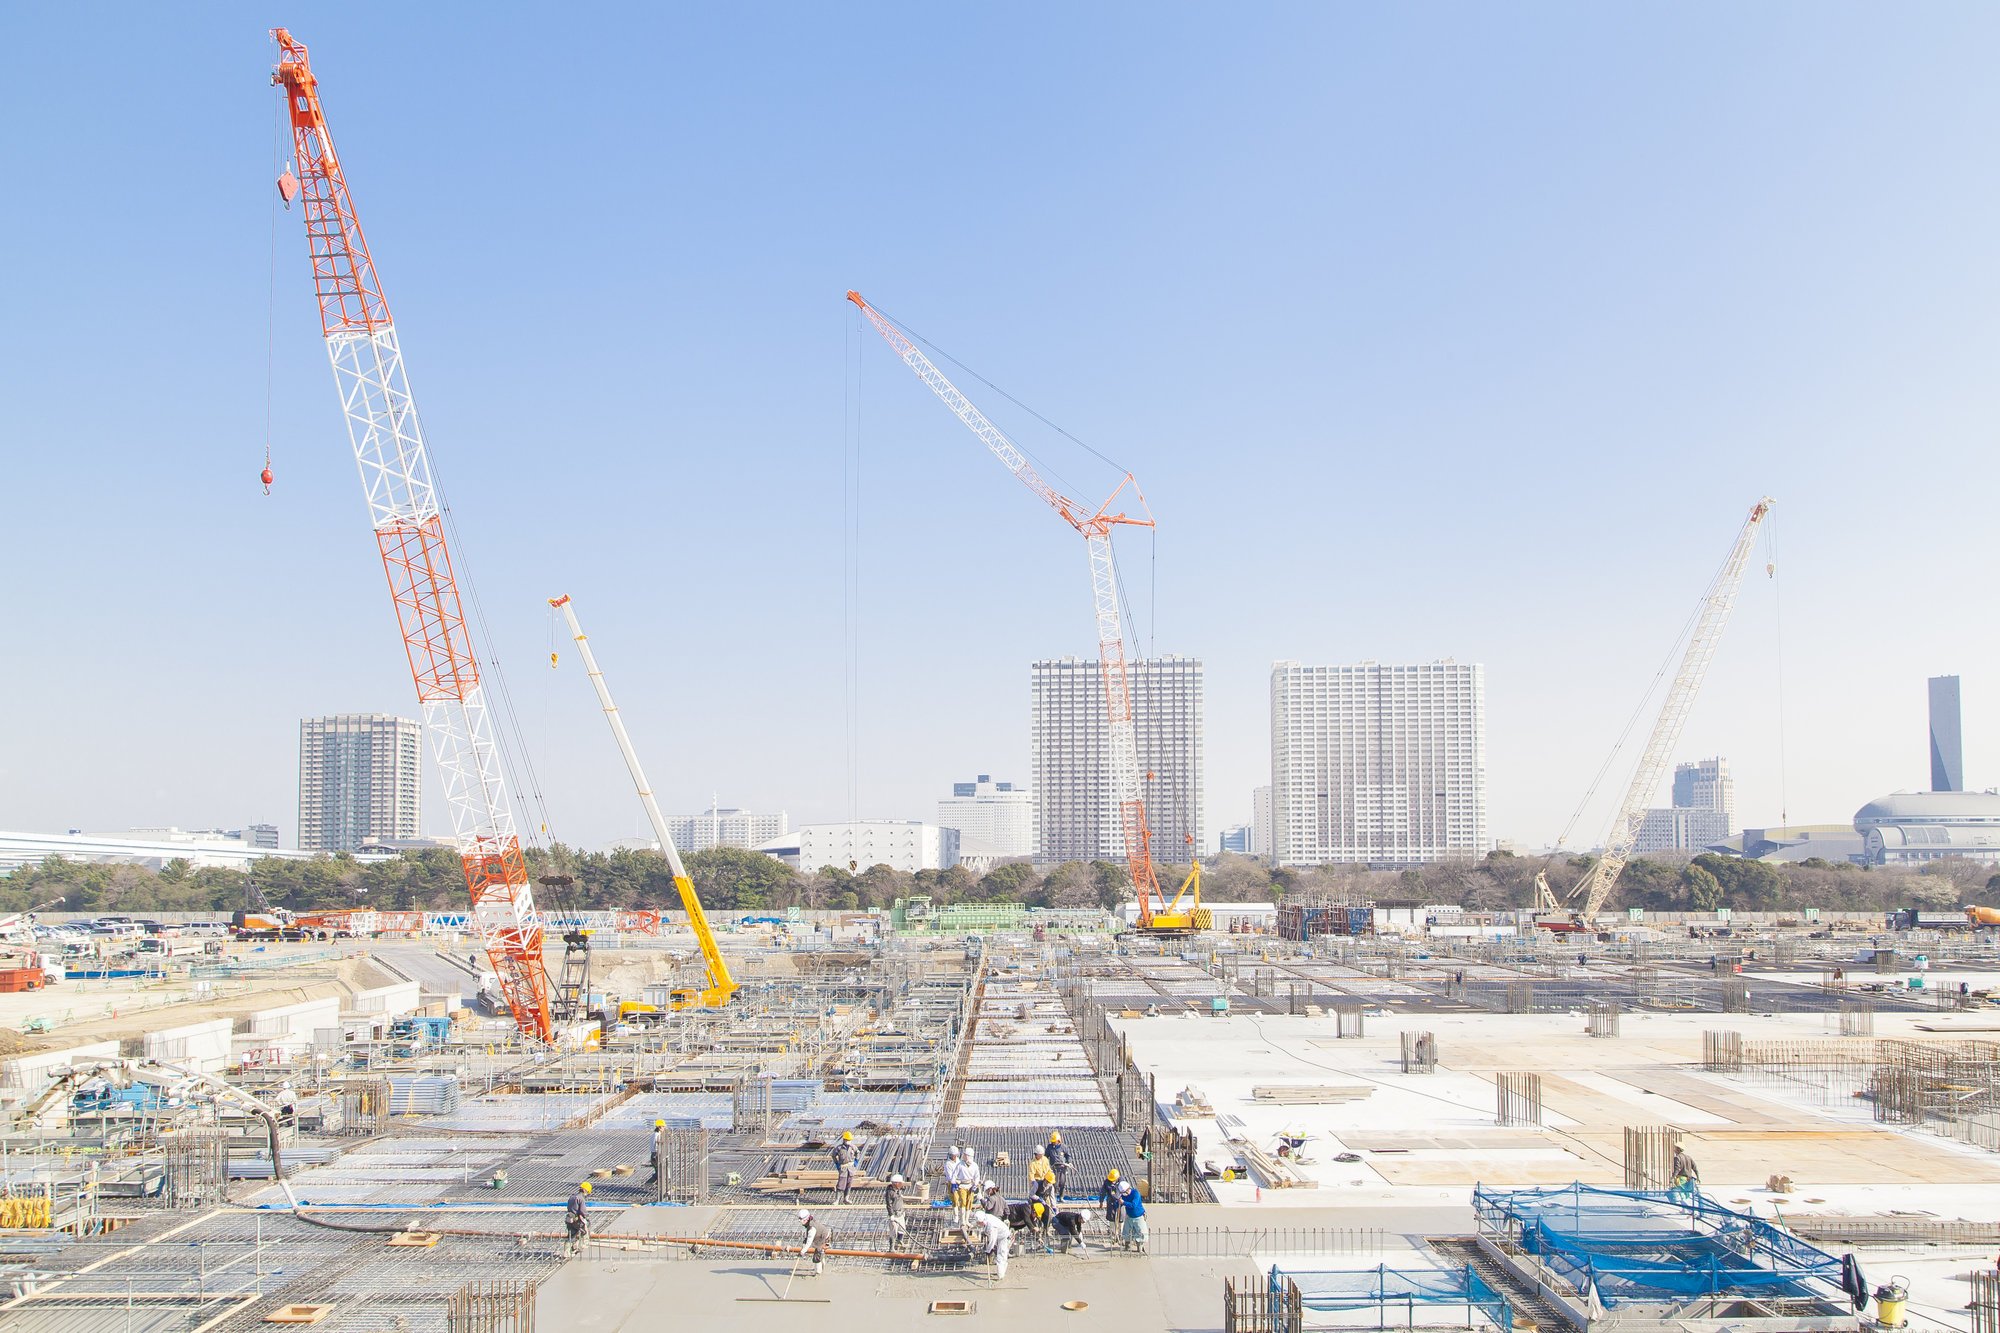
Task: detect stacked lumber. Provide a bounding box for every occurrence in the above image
[1238,1141,1317,1189]
[747,1135,928,1197]
[1175,1085,1216,1118]
[1251,1085,1373,1105]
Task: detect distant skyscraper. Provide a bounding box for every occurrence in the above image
[1031,656,1203,869]
[1931,676,1964,793]
[244,824,281,851]
[937,776,1033,858]
[297,715,422,853]
[1637,757,1734,854]
[1218,824,1251,855]
[1251,785,1273,860]
[1269,660,1486,867]
[664,808,788,854]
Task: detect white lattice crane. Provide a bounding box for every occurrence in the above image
[272,30,554,1041]
[1563,497,1774,928]
[848,293,1193,927]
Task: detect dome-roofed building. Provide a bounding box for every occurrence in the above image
[1854,790,2000,866]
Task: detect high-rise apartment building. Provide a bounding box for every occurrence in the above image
[1269,660,1486,867]
[937,776,1033,858]
[1030,656,1203,869]
[1636,757,1735,854]
[1931,676,1964,793]
[664,808,788,854]
[1251,785,1273,859]
[297,715,422,853]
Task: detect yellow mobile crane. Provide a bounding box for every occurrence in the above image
[550,596,737,1009]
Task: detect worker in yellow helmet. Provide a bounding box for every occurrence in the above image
[566,1181,591,1253]
[1099,1168,1125,1225]
[1046,1130,1070,1201]
[832,1129,859,1205]
[647,1118,669,1193]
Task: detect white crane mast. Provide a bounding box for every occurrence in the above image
[1570,498,1774,924]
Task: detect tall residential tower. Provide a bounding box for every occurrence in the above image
[1031,656,1203,869]
[297,715,422,853]
[1270,660,1486,867]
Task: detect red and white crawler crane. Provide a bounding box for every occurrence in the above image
[848,292,1197,930]
[272,30,553,1041]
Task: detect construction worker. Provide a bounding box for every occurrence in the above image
[945,1146,977,1224]
[973,1201,1012,1279]
[276,1082,297,1126]
[1098,1168,1124,1225]
[1046,1131,1070,1201]
[884,1173,909,1245]
[796,1208,830,1276]
[1052,1205,1090,1254]
[566,1182,591,1253]
[1115,1179,1147,1252]
[980,1179,1004,1218]
[647,1118,669,1193]
[1670,1146,1701,1200]
[1028,1145,1056,1205]
[831,1130,858,1205]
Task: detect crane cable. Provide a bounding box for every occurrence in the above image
[262,75,281,496]
[1767,515,1788,829]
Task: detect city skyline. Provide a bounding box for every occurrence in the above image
[3,10,1998,855]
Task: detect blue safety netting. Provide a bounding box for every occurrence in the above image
[1269,1264,1510,1328]
[1474,1184,1842,1307]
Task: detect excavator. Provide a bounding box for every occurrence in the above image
[550,596,736,1010]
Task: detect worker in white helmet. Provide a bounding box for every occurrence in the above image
[980,1179,1003,1218]
[944,1146,978,1224]
[972,1198,1012,1279]
[797,1208,830,1276]
[884,1172,909,1244]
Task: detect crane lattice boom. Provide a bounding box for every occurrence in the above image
[549,596,737,1007]
[846,293,1168,914]
[273,29,553,1042]
[1569,497,1774,925]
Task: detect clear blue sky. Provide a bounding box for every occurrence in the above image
[3,5,1997,854]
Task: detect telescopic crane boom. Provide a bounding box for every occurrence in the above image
[550,596,737,1007]
[847,292,1184,927]
[272,30,553,1041]
[1564,497,1774,927]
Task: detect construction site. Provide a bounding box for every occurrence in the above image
[9,22,2000,1333]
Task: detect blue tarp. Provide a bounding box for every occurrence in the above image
[1477,1185,1843,1307]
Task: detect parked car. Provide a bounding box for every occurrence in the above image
[181,921,228,938]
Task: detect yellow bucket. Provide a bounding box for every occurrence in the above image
[1875,1279,1909,1328]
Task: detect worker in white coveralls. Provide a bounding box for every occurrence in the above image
[973,1202,1012,1278]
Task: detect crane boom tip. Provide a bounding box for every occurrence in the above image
[548,595,570,608]
[846,290,865,308]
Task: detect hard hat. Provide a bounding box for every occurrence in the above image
[947,1145,960,1157]
[654,1119,665,1128]
[1107,1169,1119,1181]
[797,1208,811,1221]
[842,1131,853,1141]
[580,1182,592,1193]
[1032,1145,1045,1156]
[889,1174,904,1184]
[1050,1131,1062,1142]
[983,1179,996,1191]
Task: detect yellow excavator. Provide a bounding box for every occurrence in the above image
[551,595,737,1010]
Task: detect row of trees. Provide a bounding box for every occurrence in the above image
[4,842,1992,919]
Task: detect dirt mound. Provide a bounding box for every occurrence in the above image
[0,1030,48,1057]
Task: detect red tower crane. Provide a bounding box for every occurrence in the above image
[272,30,554,1041]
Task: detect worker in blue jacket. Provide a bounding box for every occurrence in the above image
[1115,1180,1148,1252]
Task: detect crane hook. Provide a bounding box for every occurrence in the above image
[261,464,274,495]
